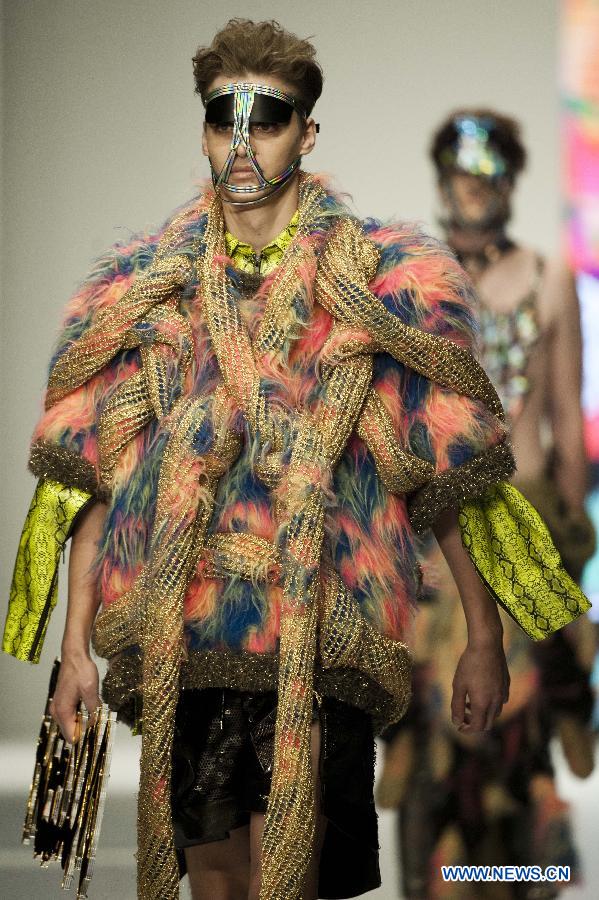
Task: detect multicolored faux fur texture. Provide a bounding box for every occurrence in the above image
[28,176,506,657]
[32,193,211,483]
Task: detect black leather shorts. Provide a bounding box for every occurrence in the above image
[171,687,380,899]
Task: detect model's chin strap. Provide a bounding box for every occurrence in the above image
[211,156,302,207]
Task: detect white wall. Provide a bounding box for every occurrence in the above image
[1,0,560,735]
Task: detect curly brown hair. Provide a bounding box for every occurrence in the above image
[192,19,323,114]
[430,108,527,182]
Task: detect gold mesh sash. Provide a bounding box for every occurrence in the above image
[98,302,194,485]
[258,355,374,898]
[196,182,380,898]
[315,217,504,419]
[134,396,240,898]
[356,389,435,494]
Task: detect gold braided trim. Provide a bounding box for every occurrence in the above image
[408,440,515,533]
[253,451,287,490]
[319,569,411,723]
[135,395,239,900]
[314,217,504,419]
[98,304,195,487]
[101,649,409,736]
[93,589,139,659]
[46,254,193,408]
[94,530,411,731]
[29,440,109,501]
[317,321,378,369]
[204,533,282,583]
[137,303,194,416]
[121,302,194,355]
[254,242,317,355]
[40,246,198,499]
[199,198,281,451]
[356,389,435,494]
[319,326,434,497]
[137,407,205,900]
[258,349,374,900]
[263,599,319,898]
[92,534,285,663]
[151,200,207,263]
[254,182,326,355]
[98,372,154,486]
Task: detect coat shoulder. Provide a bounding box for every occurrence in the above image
[52,194,209,357]
[361,218,478,347]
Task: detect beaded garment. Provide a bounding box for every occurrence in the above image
[475,256,544,421]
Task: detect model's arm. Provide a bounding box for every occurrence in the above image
[546,262,588,512]
[432,506,510,732]
[50,500,107,742]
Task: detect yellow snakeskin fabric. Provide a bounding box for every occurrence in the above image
[3,479,92,662]
[225,210,299,275]
[459,481,591,640]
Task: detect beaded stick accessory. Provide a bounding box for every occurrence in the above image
[22,659,116,898]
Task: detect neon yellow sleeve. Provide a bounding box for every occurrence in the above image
[3,479,92,662]
[459,481,591,640]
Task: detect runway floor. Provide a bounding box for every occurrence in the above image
[0,734,597,899]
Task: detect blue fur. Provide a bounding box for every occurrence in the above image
[192,417,214,455]
[187,578,265,651]
[447,440,477,467]
[408,421,434,465]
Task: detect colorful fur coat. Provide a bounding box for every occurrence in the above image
[4,173,587,900]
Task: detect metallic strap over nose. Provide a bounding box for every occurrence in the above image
[216,86,258,187]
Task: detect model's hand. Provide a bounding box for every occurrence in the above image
[451,637,510,732]
[50,650,100,743]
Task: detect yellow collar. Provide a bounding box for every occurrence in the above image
[224,210,299,277]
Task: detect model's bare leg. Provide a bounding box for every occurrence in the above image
[248,721,327,900]
[184,824,251,900]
